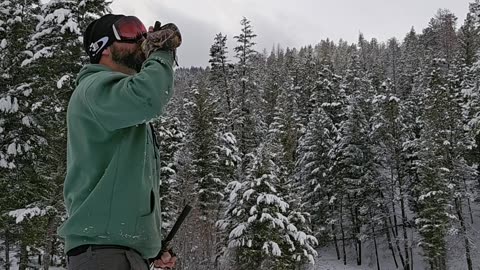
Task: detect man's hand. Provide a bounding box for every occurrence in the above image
[142,22,182,58]
[153,250,177,269]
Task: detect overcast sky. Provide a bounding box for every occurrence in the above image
[110,0,470,68]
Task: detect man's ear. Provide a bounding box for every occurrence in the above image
[102,46,111,57]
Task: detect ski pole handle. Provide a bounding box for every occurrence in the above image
[153,21,161,31]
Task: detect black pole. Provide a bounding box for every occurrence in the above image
[149,205,192,263]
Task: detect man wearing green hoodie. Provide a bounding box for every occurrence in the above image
[57,14,181,270]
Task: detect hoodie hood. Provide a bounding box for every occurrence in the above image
[75,64,114,86]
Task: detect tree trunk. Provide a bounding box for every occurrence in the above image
[390,168,399,237]
[371,213,380,270]
[347,194,361,265]
[381,190,405,268]
[332,223,340,260]
[19,239,28,270]
[42,214,58,270]
[467,197,474,224]
[392,224,405,269]
[463,177,474,224]
[4,228,10,270]
[356,207,362,266]
[221,63,232,115]
[399,184,410,270]
[340,201,347,265]
[410,228,414,270]
[384,218,399,268]
[455,198,473,270]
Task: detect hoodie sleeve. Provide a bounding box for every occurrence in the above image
[83,50,174,131]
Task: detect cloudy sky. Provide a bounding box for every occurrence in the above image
[111,0,470,67]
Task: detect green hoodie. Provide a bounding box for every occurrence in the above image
[57,50,174,259]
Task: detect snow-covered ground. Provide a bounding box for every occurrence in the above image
[2,203,480,269]
[308,202,480,270]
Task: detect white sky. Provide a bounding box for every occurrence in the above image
[110,0,470,67]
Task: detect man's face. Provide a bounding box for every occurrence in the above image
[110,41,146,73]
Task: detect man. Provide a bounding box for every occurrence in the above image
[57,14,181,269]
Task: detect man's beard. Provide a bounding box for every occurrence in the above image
[111,46,146,73]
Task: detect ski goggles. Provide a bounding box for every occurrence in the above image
[112,16,147,43]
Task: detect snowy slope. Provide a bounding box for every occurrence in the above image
[308,203,480,270]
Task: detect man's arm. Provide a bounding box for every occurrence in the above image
[84,50,174,131]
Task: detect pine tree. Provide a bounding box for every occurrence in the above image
[219,139,316,270]
[421,9,458,66]
[297,106,336,244]
[295,46,318,129]
[15,0,110,267]
[0,1,48,269]
[153,115,184,235]
[331,55,380,266]
[414,59,453,270]
[209,33,233,121]
[371,79,413,269]
[398,28,422,98]
[232,17,259,161]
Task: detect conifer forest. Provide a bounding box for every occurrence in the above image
[2,0,480,269]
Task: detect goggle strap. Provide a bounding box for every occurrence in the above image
[112,24,121,40]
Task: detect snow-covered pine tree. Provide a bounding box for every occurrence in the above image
[296,106,335,245]
[421,9,459,66]
[331,53,380,266]
[397,27,422,98]
[460,1,480,190]
[458,3,480,67]
[218,138,316,270]
[295,46,318,129]
[184,78,223,269]
[371,78,413,269]
[357,34,386,90]
[209,33,233,125]
[152,115,184,235]
[414,58,454,270]
[445,59,476,270]
[262,50,281,128]
[18,0,110,267]
[268,67,319,267]
[0,1,51,269]
[178,73,241,269]
[232,17,259,162]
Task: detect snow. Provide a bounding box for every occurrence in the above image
[0,96,19,113]
[256,193,289,212]
[8,207,47,223]
[23,88,32,97]
[243,188,255,200]
[287,224,298,233]
[228,181,242,203]
[0,158,8,168]
[7,142,17,155]
[57,74,70,89]
[229,223,247,239]
[389,96,400,102]
[30,28,53,42]
[47,8,70,25]
[61,19,81,35]
[32,101,42,111]
[262,241,282,256]
[22,116,32,127]
[223,132,237,144]
[21,46,54,66]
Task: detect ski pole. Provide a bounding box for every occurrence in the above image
[149,204,192,269]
